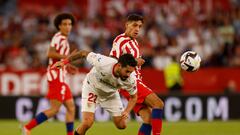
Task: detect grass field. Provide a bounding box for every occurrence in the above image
[0,120,239,135]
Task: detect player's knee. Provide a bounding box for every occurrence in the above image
[141,114,151,123]
[116,124,126,130]
[115,120,127,130]
[51,107,60,114]
[81,122,93,130]
[159,99,164,108]
[153,99,164,109]
[82,116,94,129]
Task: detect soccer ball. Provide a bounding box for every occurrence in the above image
[180,51,201,72]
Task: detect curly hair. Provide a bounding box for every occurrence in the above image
[54,13,75,30]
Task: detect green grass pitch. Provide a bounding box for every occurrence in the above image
[0,120,239,135]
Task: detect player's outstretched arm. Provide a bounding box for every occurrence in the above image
[121,93,137,119]
[52,50,90,69]
[67,50,90,63]
[47,47,67,59]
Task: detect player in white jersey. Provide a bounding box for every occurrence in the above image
[53,50,138,135]
[23,13,77,135]
[110,14,164,135]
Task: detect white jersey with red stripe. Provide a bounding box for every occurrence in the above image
[85,52,137,100]
[47,32,70,83]
[110,33,142,79]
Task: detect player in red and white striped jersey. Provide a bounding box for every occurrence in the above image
[23,13,76,135]
[110,14,164,135]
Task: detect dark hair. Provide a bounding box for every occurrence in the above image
[54,13,75,30]
[118,54,137,67]
[127,14,144,23]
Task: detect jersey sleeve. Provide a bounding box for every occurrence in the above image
[110,37,130,59]
[110,42,121,58]
[50,36,66,51]
[50,38,56,48]
[86,52,113,67]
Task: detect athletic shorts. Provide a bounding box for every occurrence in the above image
[46,80,73,102]
[81,79,124,116]
[119,80,153,115]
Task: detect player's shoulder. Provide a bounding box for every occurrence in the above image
[128,73,137,83]
[98,53,117,64]
[89,52,117,65]
[113,33,131,43]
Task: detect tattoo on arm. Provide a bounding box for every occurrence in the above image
[70,59,83,67]
[68,50,90,63]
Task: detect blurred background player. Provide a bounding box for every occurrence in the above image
[110,14,164,135]
[23,13,77,135]
[53,51,138,135]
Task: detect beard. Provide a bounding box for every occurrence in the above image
[120,76,128,81]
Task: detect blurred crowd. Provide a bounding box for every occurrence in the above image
[0,0,240,71]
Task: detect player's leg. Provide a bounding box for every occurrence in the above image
[102,92,126,129]
[63,98,75,135]
[112,116,127,129]
[63,84,75,135]
[138,107,152,135]
[144,93,164,135]
[74,112,94,135]
[24,99,62,132]
[74,79,97,135]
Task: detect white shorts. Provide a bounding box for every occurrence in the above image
[81,79,124,116]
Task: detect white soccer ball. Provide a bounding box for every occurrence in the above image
[180,51,201,72]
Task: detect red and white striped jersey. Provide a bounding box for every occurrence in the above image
[110,33,142,79]
[47,32,70,83]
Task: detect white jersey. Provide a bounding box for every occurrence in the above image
[85,52,137,98]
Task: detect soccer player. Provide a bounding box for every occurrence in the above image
[22,13,77,135]
[53,50,138,135]
[110,14,164,135]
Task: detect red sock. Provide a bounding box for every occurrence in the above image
[25,112,48,130]
[25,119,38,130]
[151,109,163,135]
[67,132,73,135]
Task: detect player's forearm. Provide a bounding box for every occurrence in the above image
[68,50,90,62]
[70,59,83,67]
[47,52,67,60]
[47,47,67,60]
[124,93,137,113]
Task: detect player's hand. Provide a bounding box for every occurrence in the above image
[136,57,145,66]
[121,111,129,119]
[51,61,64,69]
